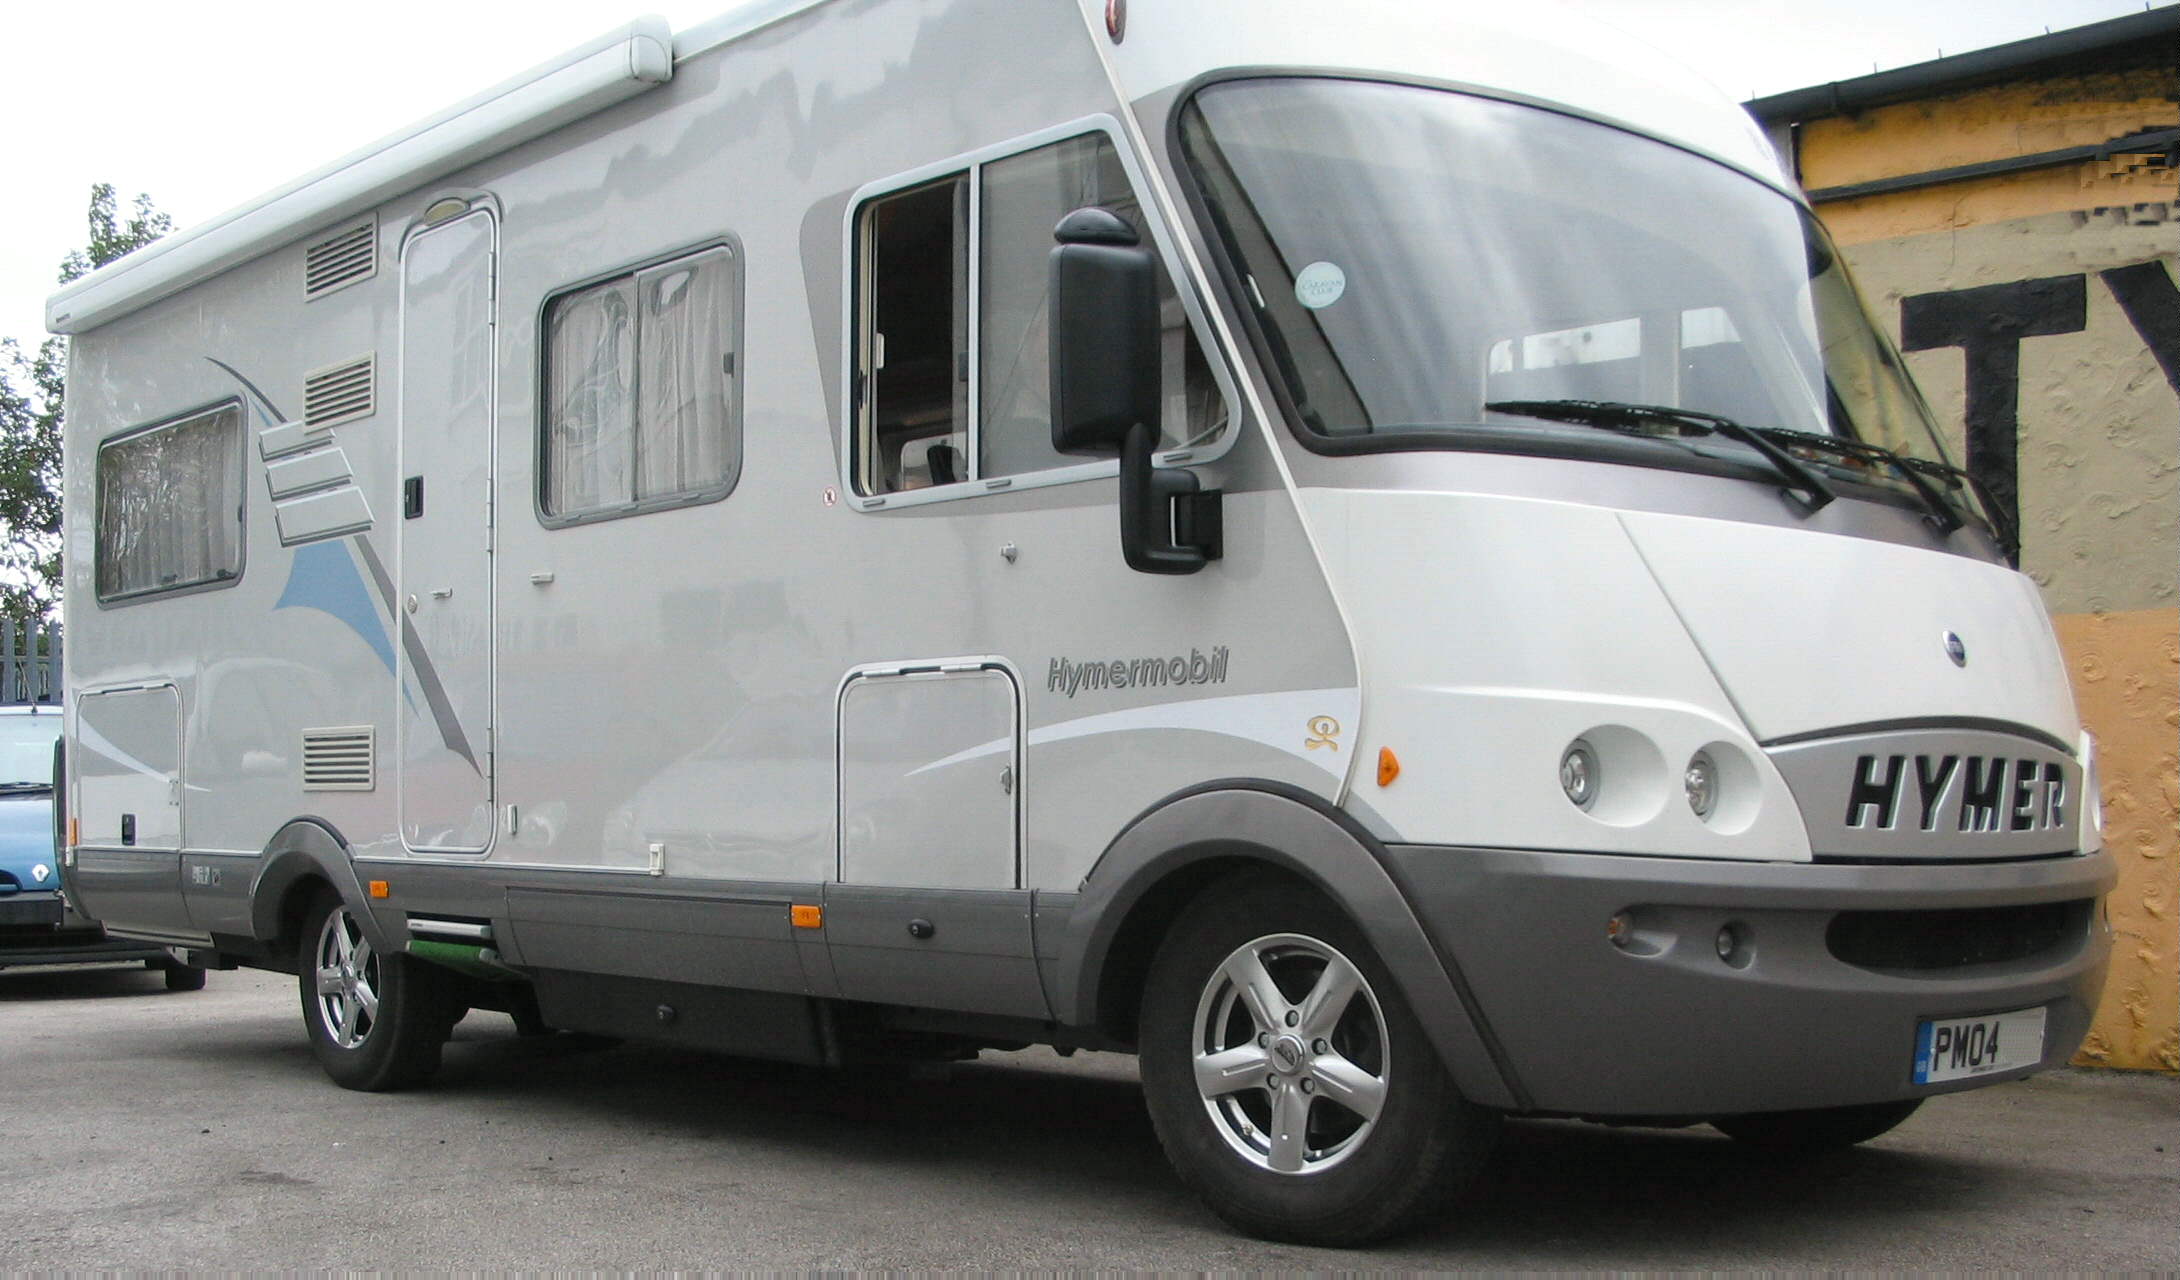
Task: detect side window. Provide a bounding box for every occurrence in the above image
[860,177,970,495]
[854,130,1227,497]
[542,244,740,523]
[95,402,245,603]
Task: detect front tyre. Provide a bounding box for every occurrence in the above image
[1138,874,1500,1246]
[298,890,454,1092]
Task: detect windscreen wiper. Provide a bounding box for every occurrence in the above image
[0,781,52,794]
[1741,424,1968,538]
[1486,399,1836,514]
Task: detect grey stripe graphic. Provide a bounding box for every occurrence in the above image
[351,535,483,775]
[204,356,288,425]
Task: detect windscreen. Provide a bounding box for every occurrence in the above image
[0,714,59,787]
[1178,78,1968,505]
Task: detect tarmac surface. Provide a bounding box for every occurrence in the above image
[3,963,2174,1270]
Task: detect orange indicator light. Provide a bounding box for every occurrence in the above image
[66,817,79,848]
[791,904,824,929]
[368,880,391,899]
[1377,747,1401,787]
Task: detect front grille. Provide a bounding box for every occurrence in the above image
[1827,900,2089,973]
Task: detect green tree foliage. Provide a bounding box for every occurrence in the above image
[0,184,172,623]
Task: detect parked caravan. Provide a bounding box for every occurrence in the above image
[49,0,2115,1244]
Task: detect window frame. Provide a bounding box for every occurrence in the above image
[839,115,1239,512]
[534,235,746,529]
[92,398,248,608]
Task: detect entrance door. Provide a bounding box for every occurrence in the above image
[397,206,496,853]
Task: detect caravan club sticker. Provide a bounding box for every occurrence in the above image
[1294,261,1347,309]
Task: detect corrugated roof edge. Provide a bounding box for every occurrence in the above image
[46,16,675,337]
[1746,5,2180,125]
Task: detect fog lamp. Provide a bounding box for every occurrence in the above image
[1560,740,1598,809]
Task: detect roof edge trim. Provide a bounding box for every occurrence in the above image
[1746,7,2180,125]
[46,16,675,336]
[673,0,834,62]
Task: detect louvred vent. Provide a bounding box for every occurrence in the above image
[301,726,374,791]
[303,356,375,428]
[304,219,377,297]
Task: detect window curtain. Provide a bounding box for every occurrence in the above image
[545,279,636,515]
[634,249,735,500]
[96,405,242,599]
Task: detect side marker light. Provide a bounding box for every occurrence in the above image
[791,904,824,929]
[66,817,79,848]
[368,880,390,899]
[1377,747,1400,787]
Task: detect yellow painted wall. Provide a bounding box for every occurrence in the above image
[2055,609,2179,1073]
[1794,65,2179,1071]
[1806,72,2178,244]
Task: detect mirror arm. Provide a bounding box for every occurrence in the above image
[1119,422,1220,575]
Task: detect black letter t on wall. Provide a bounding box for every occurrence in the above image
[1900,275,2088,538]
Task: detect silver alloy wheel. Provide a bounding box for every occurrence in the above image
[313,903,381,1050]
[1192,931,1390,1175]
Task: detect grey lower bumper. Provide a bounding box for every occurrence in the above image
[1388,845,2116,1116]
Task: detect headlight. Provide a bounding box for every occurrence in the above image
[1560,740,1599,809]
[1684,751,1718,819]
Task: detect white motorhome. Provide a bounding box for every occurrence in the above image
[51,0,2114,1244]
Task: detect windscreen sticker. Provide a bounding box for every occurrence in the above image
[1294,261,1347,310]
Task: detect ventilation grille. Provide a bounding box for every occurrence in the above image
[304,219,377,297]
[303,356,375,428]
[302,726,375,791]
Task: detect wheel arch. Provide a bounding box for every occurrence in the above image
[1054,780,1524,1111]
[248,818,387,966]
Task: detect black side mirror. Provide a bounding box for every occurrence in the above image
[1049,207,1220,575]
[1050,207,1161,456]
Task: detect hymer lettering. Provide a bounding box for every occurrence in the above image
[1048,647,1230,699]
[1845,754,1905,829]
[1914,754,1959,831]
[1959,757,2006,832]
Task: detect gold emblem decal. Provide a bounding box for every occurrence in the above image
[1305,716,1342,751]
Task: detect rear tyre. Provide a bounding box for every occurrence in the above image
[1137,874,1501,1246]
[162,961,207,992]
[298,890,455,1091]
[1713,1099,1923,1154]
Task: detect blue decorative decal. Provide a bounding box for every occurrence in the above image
[275,540,397,677]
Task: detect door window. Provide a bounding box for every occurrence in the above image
[853,129,1228,499]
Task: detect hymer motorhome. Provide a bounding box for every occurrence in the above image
[50,0,2114,1244]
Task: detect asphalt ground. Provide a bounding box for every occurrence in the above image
[3,963,2174,1270]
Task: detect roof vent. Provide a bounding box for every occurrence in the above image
[301,726,375,791]
[303,355,375,428]
[304,219,377,298]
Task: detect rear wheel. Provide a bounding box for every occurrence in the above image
[1138,874,1500,1246]
[1713,1099,1923,1153]
[298,890,455,1091]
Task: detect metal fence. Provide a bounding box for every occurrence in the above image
[1,620,61,705]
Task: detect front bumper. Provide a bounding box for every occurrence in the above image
[1389,844,2116,1116]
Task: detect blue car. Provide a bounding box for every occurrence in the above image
[0,705,205,989]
